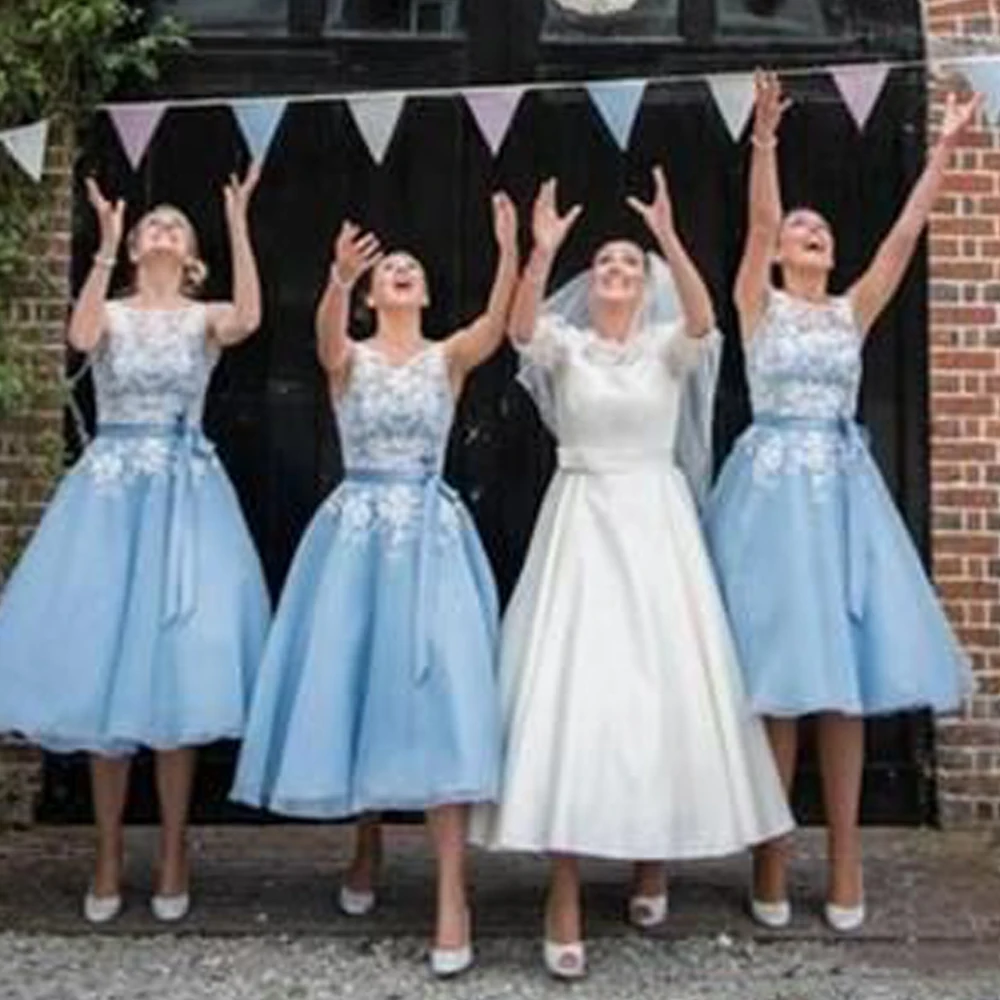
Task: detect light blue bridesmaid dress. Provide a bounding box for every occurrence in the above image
[706,289,970,717]
[231,342,500,818]
[0,301,270,755]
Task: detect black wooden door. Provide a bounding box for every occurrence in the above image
[41,0,935,825]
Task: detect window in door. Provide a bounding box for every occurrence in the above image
[326,0,464,35]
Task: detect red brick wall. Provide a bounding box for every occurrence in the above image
[925,0,1000,824]
[0,121,72,827]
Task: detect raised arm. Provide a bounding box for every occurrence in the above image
[67,178,124,353]
[208,164,264,347]
[444,192,520,379]
[628,165,715,338]
[315,221,382,379]
[848,91,982,336]
[733,71,789,339]
[508,179,583,344]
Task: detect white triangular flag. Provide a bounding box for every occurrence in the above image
[586,80,646,151]
[0,119,50,182]
[707,73,755,141]
[465,86,525,155]
[830,62,891,130]
[231,98,288,162]
[952,57,1000,123]
[107,102,168,169]
[347,93,406,164]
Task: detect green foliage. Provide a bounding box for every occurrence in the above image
[0,2,185,419]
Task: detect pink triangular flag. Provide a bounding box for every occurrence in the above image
[0,120,49,182]
[465,87,525,155]
[830,63,891,130]
[107,102,168,169]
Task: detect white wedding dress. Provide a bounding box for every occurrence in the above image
[471,315,794,860]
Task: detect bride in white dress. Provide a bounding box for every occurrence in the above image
[471,171,793,978]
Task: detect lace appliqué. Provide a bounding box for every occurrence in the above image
[325,484,464,552]
[95,304,217,427]
[80,437,220,493]
[339,345,453,474]
[747,292,861,422]
[745,427,858,497]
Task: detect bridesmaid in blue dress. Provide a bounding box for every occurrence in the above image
[706,75,980,932]
[231,193,518,976]
[0,169,270,924]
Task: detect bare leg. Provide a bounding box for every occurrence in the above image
[753,717,799,903]
[426,804,469,950]
[817,713,865,907]
[90,755,131,898]
[153,747,197,897]
[344,815,383,894]
[630,860,667,899]
[546,854,583,945]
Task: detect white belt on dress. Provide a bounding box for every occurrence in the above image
[557,446,675,475]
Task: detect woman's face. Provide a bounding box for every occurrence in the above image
[590,240,646,308]
[367,252,429,310]
[777,208,835,275]
[130,207,196,266]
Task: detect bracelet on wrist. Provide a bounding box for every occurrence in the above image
[329,264,352,290]
[751,133,778,151]
[93,252,117,270]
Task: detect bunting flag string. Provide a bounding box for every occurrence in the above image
[106,102,168,169]
[466,86,526,155]
[347,93,407,164]
[0,120,50,181]
[232,98,289,161]
[6,52,1000,184]
[706,72,756,141]
[586,79,647,150]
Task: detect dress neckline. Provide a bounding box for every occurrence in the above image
[358,340,440,370]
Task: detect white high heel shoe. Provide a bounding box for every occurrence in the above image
[429,909,474,978]
[543,939,587,980]
[429,942,474,978]
[150,892,190,923]
[338,885,376,917]
[824,900,866,932]
[628,893,669,929]
[83,890,122,925]
[749,897,792,929]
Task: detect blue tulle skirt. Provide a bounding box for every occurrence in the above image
[706,419,971,717]
[231,472,501,819]
[0,425,270,755]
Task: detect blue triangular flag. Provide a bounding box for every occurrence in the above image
[231,98,288,161]
[953,58,1000,123]
[586,79,647,151]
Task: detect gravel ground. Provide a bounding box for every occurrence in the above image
[2,933,998,1000]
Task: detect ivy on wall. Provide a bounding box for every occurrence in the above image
[0,0,185,416]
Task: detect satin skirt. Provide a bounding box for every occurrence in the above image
[706,420,971,717]
[232,473,501,819]
[0,425,270,756]
[471,461,793,860]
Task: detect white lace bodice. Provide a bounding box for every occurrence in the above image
[740,289,866,493]
[324,342,465,551]
[80,302,221,493]
[518,314,709,464]
[336,342,454,475]
[93,302,218,427]
[747,290,862,421]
